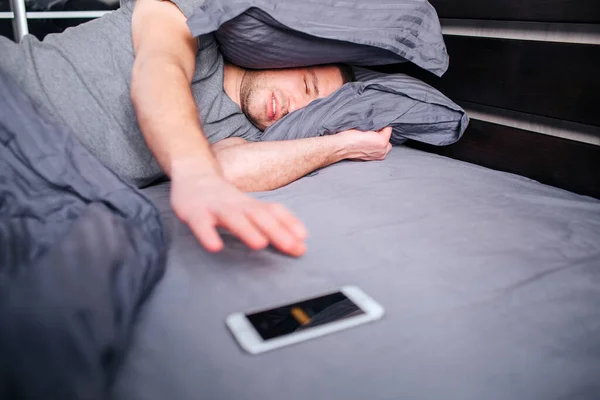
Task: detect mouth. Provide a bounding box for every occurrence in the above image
[267,92,278,122]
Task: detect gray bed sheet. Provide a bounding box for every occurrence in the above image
[112,147,600,400]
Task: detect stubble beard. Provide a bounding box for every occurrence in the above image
[239,71,266,130]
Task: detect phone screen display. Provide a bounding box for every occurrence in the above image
[246,291,365,341]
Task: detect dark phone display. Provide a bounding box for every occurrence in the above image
[246,291,365,341]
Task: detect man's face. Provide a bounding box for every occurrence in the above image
[240,65,344,130]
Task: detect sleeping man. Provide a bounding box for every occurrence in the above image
[0,0,392,257]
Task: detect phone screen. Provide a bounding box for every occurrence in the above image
[246,291,365,341]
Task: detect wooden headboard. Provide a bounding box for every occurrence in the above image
[377,0,600,199]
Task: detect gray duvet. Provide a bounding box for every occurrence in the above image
[113,147,600,400]
[0,68,166,399]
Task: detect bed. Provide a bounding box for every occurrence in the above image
[106,1,600,399]
[110,145,600,400]
[108,1,600,399]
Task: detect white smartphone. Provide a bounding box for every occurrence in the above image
[226,285,384,355]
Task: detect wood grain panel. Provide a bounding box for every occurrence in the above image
[429,0,600,24]
[375,36,600,127]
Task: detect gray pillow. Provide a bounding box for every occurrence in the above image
[186,0,449,77]
[260,67,469,146]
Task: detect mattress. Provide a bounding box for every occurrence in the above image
[112,146,600,400]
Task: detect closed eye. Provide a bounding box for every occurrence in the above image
[304,77,309,95]
[309,69,320,96]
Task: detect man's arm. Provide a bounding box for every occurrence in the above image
[214,128,393,192]
[130,0,211,176]
[130,0,307,256]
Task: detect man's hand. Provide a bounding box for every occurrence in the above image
[170,160,308,257]
[338,127,393,161]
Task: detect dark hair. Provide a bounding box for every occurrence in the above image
[335,63,356,84]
